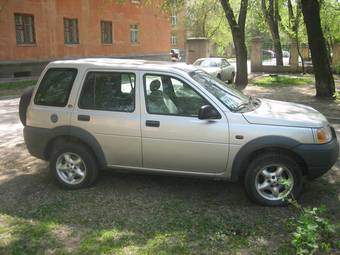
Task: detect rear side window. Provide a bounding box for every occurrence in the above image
[34,68,77,107]
[78,72,135,112]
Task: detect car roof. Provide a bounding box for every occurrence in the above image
[49,58,196,74]
[195,58,225,62]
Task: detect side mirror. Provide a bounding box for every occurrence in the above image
[198,105,221,120]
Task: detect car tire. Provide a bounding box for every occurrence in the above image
[19,86,34,126]
[49,142,99,189]
[228,72,235,84]
[244,153,303,206]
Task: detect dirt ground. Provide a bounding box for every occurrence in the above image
[0,83,339,254]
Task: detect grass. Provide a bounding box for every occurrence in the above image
[0,167,339,255]
[335,90,340,102]
[251,75,313,87]
[0,190,258,254]
[0,79,37,97]
[0,80,37,90]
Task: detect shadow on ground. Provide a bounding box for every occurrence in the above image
[0,158,339,254]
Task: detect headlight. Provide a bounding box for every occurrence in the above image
[313,126,332,144]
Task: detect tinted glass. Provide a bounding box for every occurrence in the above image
[144,74,207,117]
[79,72,135,112]
[189,70,248,111]
[34,68,77,107]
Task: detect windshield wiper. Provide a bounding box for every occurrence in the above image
[235,96,260,112]
[249,96,261,107]
[235,102,251,112]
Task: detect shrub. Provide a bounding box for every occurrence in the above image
[334,90,340,101]
[289,205,335,255]
[279,179,337,255]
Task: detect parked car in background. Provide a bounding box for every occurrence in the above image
[263,50,275,59]
[193,58,235,83]
[20,59,339,206]
[282,50,290,58]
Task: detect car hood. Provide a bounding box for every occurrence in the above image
[196,66,220,74]
[242,99,328,128]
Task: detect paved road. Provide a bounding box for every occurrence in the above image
[0,98,22,150]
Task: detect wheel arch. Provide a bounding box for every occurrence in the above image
[230,136,308,181]
[44,126,107,169]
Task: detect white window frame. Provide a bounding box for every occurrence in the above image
[171,11,177,26]
[130,24,139,44]
[171,34,177,46]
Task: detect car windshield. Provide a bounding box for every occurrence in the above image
[194,59,220,67]
[189,70,252,112]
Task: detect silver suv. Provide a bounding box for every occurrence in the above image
[21,59,339,206]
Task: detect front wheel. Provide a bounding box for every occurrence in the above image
[49,142,99,189]
[244,153,303,206]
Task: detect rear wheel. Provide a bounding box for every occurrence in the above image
[49,142,98,189]
[244,153,303,206]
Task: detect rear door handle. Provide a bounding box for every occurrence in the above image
[146,120,160,127]
[78,115,90,121]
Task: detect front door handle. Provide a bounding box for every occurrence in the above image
[78,115,90,121]
[146,120,160,127]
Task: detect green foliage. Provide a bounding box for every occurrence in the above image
[289,205,336,255]
[334,90,340,101]
[0,80,36,90]
[320,0,340,50]
[279,180,337,255]
[185,0,233,56]
[251,75,313,87]
[334,63,340,74]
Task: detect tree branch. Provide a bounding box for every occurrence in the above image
[219,0,238,30]
[238,0,248,31]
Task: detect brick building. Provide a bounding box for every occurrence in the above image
[0,0,185,78]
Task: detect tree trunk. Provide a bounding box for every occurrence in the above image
[261,0,283,66]
[296,39,305,74]
[301,0,335,98]
[220,0,248,89]
[232,30,248,89]
[271,26,284,66]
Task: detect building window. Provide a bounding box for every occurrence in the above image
[64,18,79,44]
[130,24,139,44]
[14,14,35,44]
[171,34,177,46]
[101,21,112,44]
[171,11,177,26]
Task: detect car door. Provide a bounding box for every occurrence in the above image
[71,69,142,167]
[221,59,232,81]
[140,72,229,174]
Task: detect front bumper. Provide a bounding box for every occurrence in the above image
[293,127,339,179]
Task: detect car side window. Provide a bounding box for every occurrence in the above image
[222,59,230,67]
[144,74,208,117]
[34,68,77,107]
[78,71,135,112]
